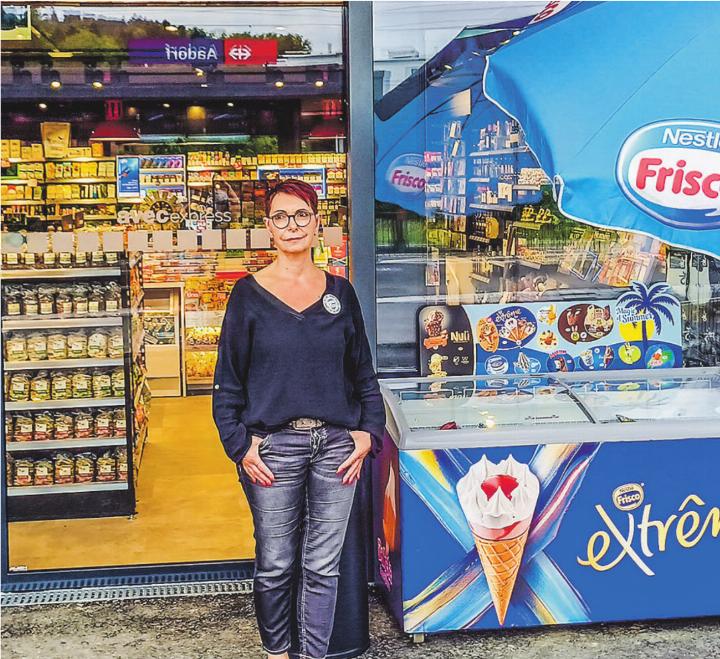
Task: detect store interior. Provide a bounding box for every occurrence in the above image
[2,4,348,571]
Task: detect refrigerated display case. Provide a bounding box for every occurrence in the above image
[373,369,720,637]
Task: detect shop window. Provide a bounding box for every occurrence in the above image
[1,4,349,573]
[372,2,720,376]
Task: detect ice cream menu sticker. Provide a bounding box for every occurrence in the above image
[419,282,682,376]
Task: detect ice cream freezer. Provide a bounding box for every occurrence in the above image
[372,368,720,638]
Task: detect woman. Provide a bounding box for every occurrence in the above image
[212,179,386,659]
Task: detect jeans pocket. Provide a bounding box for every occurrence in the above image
[257,433,272,454]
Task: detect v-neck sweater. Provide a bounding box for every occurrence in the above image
[212,271,386,464]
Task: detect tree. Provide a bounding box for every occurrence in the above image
[618,282,679,353]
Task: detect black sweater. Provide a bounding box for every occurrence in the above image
[212,271,386,464]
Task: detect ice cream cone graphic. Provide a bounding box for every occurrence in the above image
[457,455,540,625]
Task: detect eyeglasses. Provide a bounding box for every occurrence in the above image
[268,210,314,229]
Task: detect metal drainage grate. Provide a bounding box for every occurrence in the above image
[1,579,253,607]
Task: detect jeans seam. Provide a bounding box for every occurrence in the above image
[299,486,311,657]
[262,642,291,654]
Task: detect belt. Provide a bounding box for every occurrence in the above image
[285,417,325,431]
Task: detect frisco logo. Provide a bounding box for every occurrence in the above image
[612,482,644,512]
[617,120,720,230]
[387,153,426,195]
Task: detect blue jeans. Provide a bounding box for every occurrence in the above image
[239,424,357,659]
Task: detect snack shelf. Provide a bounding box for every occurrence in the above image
[6,397,125,411]
[7,481,128,497]
[1,314,123,330]
[1,199,45,206]
[1,267,121,280]
[2,258,138,521]
[6,437,126,452]
[4,357,123,371]
[133,376,147,409]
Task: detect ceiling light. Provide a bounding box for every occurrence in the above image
[162,102,170,108]
[38,102,48,110]
[165,24,178,32]
[41,66,62,89]
[201,83,208,88]
[227,102,234,107]
[50,79,62,90]
[314,80,325,88]
[195,68,205,77]
[92,80,104,89]
[274,80,285,88]
[269,70,285,89]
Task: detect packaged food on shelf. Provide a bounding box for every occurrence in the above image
[56,287,74,315]
[4,287,22,316]
[6,454,14,486]
[112,408,126,437]
[111,367,125,397]
[89,286,106,314]
[5,333,28,362]
[51,371,71,400]
[108,327,124,358]
[8,372,30,401]
[34,458,54,486]
[13,413,34,442]
[92,369,113,398]
[5,414,13,442]
[38,285,56,315]
[115,447,128,481]
[67,331,89,359]
[14,458,34,487]
[33,411,55,441]
[104,283,122,312]
[22,287,39,315]
[72,285,90,314]
[185,326,221,346]
[53,452,75,484]
[27,332,48,361]
[47,333,69,360]
[94,409,113,437]
[96,451,117,482]
[30,371,51,402]
[53,412,74,439]
[71,370,92,399]
[186,350,218,380]
[75,452,96,483]
[87,330,109,358]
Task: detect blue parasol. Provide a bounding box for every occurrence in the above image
[484,1,720,257]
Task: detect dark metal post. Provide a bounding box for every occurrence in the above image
[346,0,377,361]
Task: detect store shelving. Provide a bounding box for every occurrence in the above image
[1,267,121,280]
[4,357,124,371]
[7,482,128,497]
[2,256,146,521]
[1,314,122,330]
[6,397,126,412]
[7,437,126,452]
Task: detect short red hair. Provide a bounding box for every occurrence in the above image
[265,179,318,216]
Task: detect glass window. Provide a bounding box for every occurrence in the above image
[372,2,720,377]
[2,3,348,573]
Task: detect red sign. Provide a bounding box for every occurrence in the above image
[224,39,277,66]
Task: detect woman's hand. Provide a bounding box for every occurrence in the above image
[337,430,372,485]
[241,435,275,487]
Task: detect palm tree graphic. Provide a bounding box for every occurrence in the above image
[618,282,680,354]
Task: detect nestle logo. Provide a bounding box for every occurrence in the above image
[617,120,720,230]
[662,127,720,150]
[612,483,645,511]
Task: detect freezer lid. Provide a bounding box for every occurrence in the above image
[379,367,720,449]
